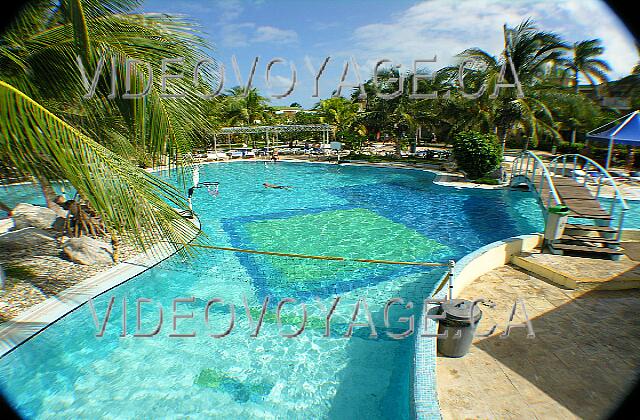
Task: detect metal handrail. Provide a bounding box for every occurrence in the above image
[511,151,562,207]
[549,154,629,240]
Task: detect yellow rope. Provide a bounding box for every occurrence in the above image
[432,272,451,295]
[185,243,449,267]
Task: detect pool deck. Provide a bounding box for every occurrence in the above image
[436,265,640,419]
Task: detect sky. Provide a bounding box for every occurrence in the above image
[139,0,639,107]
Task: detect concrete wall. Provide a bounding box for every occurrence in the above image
[451,234,543,298]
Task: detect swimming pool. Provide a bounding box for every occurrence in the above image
[0,162,545,418]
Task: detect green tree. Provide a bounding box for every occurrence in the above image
[315,97,363,147]
[559,39,611,93]
[444,21,565,150]
[223,87,272,126]
[0,0,213,250]
[453,131,503,179]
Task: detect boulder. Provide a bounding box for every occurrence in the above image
[0,218,14,235]
[12,203,58,230]
[0,227,56,252]
[63,236,113,265]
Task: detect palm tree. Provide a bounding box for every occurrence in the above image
[222,87,272,125]
[505,20,568,84]
[218,87,272,146]
[559,39,611,93]
[315,97,361,144]
[452,20,567,88]
[535,88,601,145]
[552,39,610,145]
[443,20,566,150]
[0,0,214,251]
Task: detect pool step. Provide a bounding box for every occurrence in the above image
[565,224,616,234]
[569,213,612,221]
[548,242,623,258]
[560,234,620,245]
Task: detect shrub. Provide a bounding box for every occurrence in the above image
[556,141,585,155]
[475,177,500,185]
[452,131,502,180]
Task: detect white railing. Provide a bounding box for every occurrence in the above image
[550,154,629,240]
[511,151,562,208]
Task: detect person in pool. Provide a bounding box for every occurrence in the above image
[263,182,292,189]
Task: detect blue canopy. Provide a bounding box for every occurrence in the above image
[586,111,640,168]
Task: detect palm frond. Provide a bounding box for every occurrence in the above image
[0,80,199,251]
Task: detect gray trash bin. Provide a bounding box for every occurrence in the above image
[437,299,482,358]
[544,205,570,241]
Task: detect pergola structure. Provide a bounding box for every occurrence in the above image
[213,124,334,151]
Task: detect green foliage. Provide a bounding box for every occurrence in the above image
[557,141,585,154]
[315,96,364,148]
[474,177,500,185]
[452,131,503,179]
[0,0,210,249]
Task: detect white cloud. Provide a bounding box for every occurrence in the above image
[220,23,298,47]
[254,26,299,44]
[350,0,638,79]
[221,23,255,47]
[215,1,297,48]
[218,0,244,23]
[221,24,299,47]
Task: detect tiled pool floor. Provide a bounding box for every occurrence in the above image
[437,265,640,419]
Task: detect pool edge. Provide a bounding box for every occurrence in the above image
[413,232,543,420]
[0,217,201,358]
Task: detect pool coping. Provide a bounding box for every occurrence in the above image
[0,218,201,358]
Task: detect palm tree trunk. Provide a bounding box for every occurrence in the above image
[626,146,635,171]
[0,199,11,215]
[570,128,577,145]
[500,127,509,153]
[574,69,579,93]
[110,231,120,263]
[37,176,66,217]
[37,176,59,209]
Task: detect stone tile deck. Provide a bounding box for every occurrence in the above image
[512,251,640,290]
[437,265,640,420]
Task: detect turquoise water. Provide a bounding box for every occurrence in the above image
[0,182,73,218]
[0,162,545,419]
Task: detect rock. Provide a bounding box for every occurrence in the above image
[440,162,457,172]
[63,236,113,265]
[11,203,58,230]
[0,227,56,251]
[0,218,14,235]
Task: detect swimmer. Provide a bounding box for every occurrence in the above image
[263,182,292,190]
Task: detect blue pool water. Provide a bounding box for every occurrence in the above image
[0,162,546,419]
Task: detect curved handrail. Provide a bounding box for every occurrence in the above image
[549,153,629,241]
[511,150,562,207]
[549,154,629,211]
